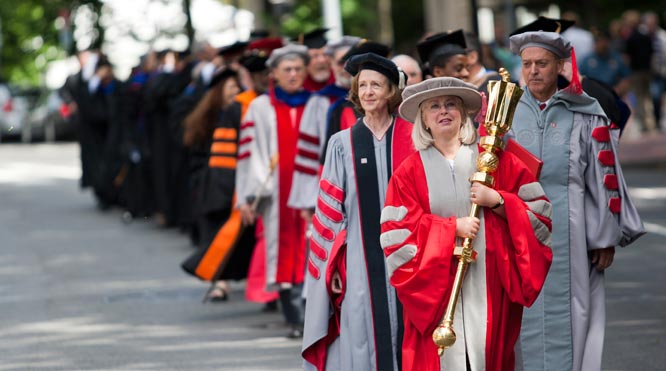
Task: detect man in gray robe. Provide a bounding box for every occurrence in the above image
[508,31,645,371]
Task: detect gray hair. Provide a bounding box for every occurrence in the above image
[271,53,309,69]
[411,99,477,151]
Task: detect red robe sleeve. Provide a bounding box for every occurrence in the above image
[488,152,553,307]
[482,152,553,370]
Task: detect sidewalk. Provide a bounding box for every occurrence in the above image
[618,132,666,167]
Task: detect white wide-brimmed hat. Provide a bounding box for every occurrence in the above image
[398,77,482,123]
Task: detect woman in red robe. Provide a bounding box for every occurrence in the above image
[380,77,553,371]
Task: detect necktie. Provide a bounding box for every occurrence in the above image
[539,103,547,111]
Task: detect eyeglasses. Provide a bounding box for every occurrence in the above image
[425,101,459,113]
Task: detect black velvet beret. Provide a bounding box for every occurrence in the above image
[344,52,406,88]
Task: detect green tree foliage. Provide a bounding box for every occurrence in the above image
[278,0,378,41]
[390,0,423,55]
[1,1,68,85]
[0,0,104,85]
[276,0,423,56]
[1,0,661,86]
[529,0,662,30]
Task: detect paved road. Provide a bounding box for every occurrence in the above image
[1,143,664,370]
[0,143,302,371]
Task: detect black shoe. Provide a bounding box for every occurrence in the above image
[261,300,278,313]
[96,200,111,211]
[202,286,229,303]
[286,324,303,339]
[121,211,133,224]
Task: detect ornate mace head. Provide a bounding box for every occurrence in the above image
[483,68,523,137]
[471,68,524,187]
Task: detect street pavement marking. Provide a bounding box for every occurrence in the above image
[644,222,666,237]
[0,161,80,185]
[628,187,666,200]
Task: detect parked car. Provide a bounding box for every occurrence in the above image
[0,83,76,143]
[26,89,76,142]
[0,84,32,142]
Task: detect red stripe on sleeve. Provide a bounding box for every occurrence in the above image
[294,163,318,175]
[239,136,253,146]
[608,197,621,214]
[240,122,255,130]
[299,132,320,145]
[598,150,615,166]
[310,238,328,261]
[318,196,343,223]
[320,178,344,204]
[312,214,335,241]
[237,151,251,160]
[298,148,319,161]
[591,126,610,142]
[603,174,619,190]
[308,258,321,279]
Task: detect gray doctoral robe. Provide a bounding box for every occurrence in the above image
[509,88,645,371]
[302,121,402,371]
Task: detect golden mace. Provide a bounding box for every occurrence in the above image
[432,68,523,357]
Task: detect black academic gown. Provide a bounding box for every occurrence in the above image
[181,101,256,281]
[319,100,361,165]
[143,65,193,225]
[71,76,121,206]
[168,80,208,235]
[116,71,155,218]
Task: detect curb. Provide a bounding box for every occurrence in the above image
[618,133,666,168]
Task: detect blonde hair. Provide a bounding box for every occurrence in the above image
[411,97,478,150]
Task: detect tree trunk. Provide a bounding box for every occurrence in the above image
[90,0,105,50]
[378,0,394,45]
[183,0,195,52]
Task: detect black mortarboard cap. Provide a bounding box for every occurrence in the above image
[416,29,467,66]
[208,68,238,89]
[344,52,406,88]
[218,41,249,58]
[581,77,629,130]
[250,30,270,40]
[297,28,329,49]
[342,40,391,62]
[510,16,575,36]
[239,55,268,72]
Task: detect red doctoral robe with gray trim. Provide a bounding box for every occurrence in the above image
[235,88,308,289]
[381,145,553,371]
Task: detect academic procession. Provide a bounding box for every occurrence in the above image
[10,3,666,371]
